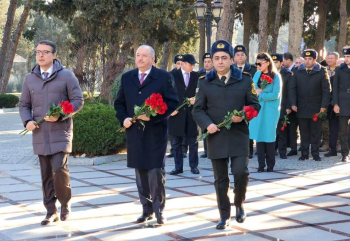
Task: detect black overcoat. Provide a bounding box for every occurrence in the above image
[332,63,350,117]
[114,67,179,169]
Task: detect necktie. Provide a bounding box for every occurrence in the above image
[43,72,49,80]
[239,67,243,70]
[185,72,190,87]
[221,76,227,84]
[306,70,311,75]
[140,73,146,85]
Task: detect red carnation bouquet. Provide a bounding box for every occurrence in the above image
[197,106,258,141]
[20,100,74,136]
[312,111,326,122]
[280,114,290,131]
[118,93,168,132]
[260,74,274,89]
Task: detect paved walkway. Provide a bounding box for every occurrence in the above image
[1,108,350,240]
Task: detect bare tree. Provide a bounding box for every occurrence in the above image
[315,0,327,61]
[160,41,171,70]
[0,0,33,94]
[288,0,305,60]
[338,0,348,53]
[271,0,283,53]
[216,0,237,43]
[0,0,19,84]
[258,0,269,52]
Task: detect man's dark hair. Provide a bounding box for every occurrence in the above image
[283,52,293,61]
[37,40,56,54]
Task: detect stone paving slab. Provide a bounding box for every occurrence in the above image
[0,161,350,241]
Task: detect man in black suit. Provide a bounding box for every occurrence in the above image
[289,49,331,162]
[169,54,200,175]
[193,40,260,229]
[114,45,179,224]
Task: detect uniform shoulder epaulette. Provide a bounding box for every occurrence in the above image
[243,71,252,76]
[199,75,205,79]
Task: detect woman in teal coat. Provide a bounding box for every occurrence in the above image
[249,53,282,172]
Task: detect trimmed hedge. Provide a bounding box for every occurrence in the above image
[72,101,125,157]
[0,94,19,108]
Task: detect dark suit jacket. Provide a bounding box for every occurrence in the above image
[114,66,179,169]
[332,63,350,116]
[168,69,199,137]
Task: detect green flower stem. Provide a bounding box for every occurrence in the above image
[20,118,45,136]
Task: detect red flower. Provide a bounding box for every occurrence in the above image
[313,113,318,122]
[283,123,287,128]
[60,101,74,114]
[281,127,285,131]
[157,102,168,114]
[243,106,258,121]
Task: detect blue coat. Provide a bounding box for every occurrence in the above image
[114,67,179,169]
[249,71,282,142]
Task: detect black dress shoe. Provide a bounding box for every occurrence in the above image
[298,155,309,161]
[258,168,264,173]
[169,168,183,175]
[41,213,59,225]
[60,206,70,221]
[60,213,70,221]
[267,167,274,172]
[156,215,166,224]
[136,213,154,223]
[166,153,174,158]
[313,156,322,161]
[287,150,298,156]
[191,167,200,174]
[236,207,246,223]
[324,150,337,157]
[341,156,349,162]
[280,154,287,159]
[200,153,207,158]
[216,218,230,229]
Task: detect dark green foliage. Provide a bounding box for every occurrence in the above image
[72,102,125,157]
[0,94,19,108]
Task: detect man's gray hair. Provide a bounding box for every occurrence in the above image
[327,52,340,59]
[136,45,155,57]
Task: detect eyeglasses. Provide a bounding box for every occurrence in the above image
[35,50,52,55]
[255,61,268,67]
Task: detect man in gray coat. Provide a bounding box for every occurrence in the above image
[19,40,83,225]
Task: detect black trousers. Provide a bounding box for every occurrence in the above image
[298,118,322,157]
[277,120,287,156]
[257,142,275,169]
[288,111,299,152]
[169,135,187,155]
[135,168,166,217]
[339,116,350,157]
[211,157,249,219]
[173,136,198,169]
[329,114,339,152]
[38,152,71,215]
[249,139,254,156]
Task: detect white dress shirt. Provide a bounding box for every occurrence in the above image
[138,66,152,81]
[40,65,54,80]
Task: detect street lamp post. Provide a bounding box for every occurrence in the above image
[194,0,224,52]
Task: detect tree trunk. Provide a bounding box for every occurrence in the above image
[338,0,347,53]
[271,0,283,53]
[99,38,133,102]
[243,1,251,59]
[0,0,33,94]
[0,0,18,82]
[199,20,205,69]
[258,0,269,53]
[288,0,305,60]
[26,52,32,73]
[145,39,155,49]
[216,0,236,43]
[315,0,327,61]
[160,41,171,70]
[168,46,174,71]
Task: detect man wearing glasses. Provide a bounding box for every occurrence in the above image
[19,40,83,225]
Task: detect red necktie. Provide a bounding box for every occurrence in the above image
[140,73,146,85]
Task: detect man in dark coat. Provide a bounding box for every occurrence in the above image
[197,52,213,158]
[271,53,294,159]
[192,40,260,229]
[332,46,350,162]
[233,45,257,158]
[114,45,179,224]
[168,54,200,175]
[19,40,83,225]
[290,49,331,161]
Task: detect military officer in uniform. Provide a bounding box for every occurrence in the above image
[271,53,294,159]
[169,54,200,175]
[193,40,260,229]
[197,52,214,158]
[332,46,350,162]
[289,49,331,161]
[233,45,257,159]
